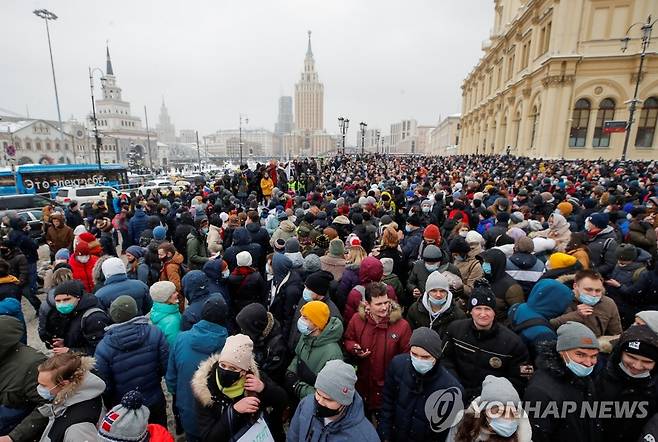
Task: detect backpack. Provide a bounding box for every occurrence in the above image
[508,304,552,334]
[80,307,110,341]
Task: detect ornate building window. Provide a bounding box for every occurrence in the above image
[569,99,591,147]
[530,106,539,148]
[635,97,658,148]
[592,98,615,148]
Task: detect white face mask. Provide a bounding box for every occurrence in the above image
[76,255,90,263]
[618,361,651,379]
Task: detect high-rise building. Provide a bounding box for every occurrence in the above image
[275,96,293,135]
[156,97,176,144]
[179,129,197,144]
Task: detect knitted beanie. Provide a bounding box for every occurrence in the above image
[54,280,84,298]
[285,237,300,253]
[514,236,535,254]
[468,283,497,311]
[556,321,600,352]
[125,246,145,259]
[152,226,166,241]
[305,271,333,297]
[301,300,330,330]
[479,375,520,406]
[636,311,658,335]
[303,254,322,274]
[102,257,127,279]
[218,334,254,372]
[236,251,252,267]
[110,295,138,323]
[314,360,357,406]
[55,248,70,261]
[150,281,176,303]
[380,257,394,275]
[328,239,345,257]
[557,201,573,216]
[425,271,451,293]
[589,213,609,229]
[98,390,149,442]
[615,244,638,262]
[410,327,442,360]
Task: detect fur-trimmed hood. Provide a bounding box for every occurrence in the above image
[191,353,260,407]
[39,357,105,416]
[357,300,403,325]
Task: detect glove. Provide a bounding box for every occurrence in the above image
[284,370,300,394]
[297,359,317,386]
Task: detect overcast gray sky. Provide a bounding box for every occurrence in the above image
[2,0,492,142]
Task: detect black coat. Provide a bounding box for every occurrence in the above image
[405,299,466,340]
[523,341,602,442]
[223,228,263,272]
[227,268,266,314]
[269,269,304,345]
[379,354,464,442]
[174,222,194,260]
[5,249,29,287]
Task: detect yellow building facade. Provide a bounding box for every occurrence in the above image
[460,0,658,159]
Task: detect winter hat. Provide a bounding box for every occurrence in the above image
[315,234,330,250]
[152,226,166,241]
[54,280,84,298]
[285,237,300,253]
[110,295,138,323]
[557,201,573,216]
[102,257,127,279]
[468,284,497,311]
[125,246,144,259]
[333,215,350,225]
[303,254,322,274]
[547,252,577,270]
[407,214,421,227]
[425,271,451,293]
[182,270,209,300]
[380,214,393,226]
[620,329,658,363]
[346,235,361,248]
[556,321,600,352]
[79,232,96,244]
[150,281,176,303]
[448,237,470,255]
[74,241,91,256]
[589,213,609,229]
[380,257,394,276]
[236,303,271,337]
[305,270,333,297]
[98,390,149,442]
[274,238,286,252]
[479,375,520,406]
[636,311,658,335]
[201,295,228,325]
[423,224,441,243]
[314,359,357,406]
[277,211,288,221]
[73,225,87,236]
[54,248,70,261]
[218,334,254,372]
[496,212,510,224]
[328,239,345,257]
[615,244,637,262]
[465,230,484,245]
[514,236,535,254]
[236,251,253,267]
[422,244,442,262]
[510,211,525,224]
[532,237,557,254]
[300,300,330,330]
[410,327,443,360]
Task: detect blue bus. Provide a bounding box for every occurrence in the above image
[0,164,128,196]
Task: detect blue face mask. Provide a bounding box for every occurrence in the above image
[405,225,413,233]
[297,317,314,336]
[410,355,435,374]
[201,227,209,235]
[482,262,492,275]
[428,294,447,306]
[425,263,439,272]
[56,302,76,315]
[37,384,56,401]
[302,288,314,303]
[565,357,594,377]
[579,293,600,306]
[489,417,519,437]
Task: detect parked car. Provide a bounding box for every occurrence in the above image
[55,186,118,205]
[0,194,62,211]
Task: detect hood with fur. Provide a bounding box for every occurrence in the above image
[191,352,259,407]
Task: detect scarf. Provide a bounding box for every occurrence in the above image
[215,370,246,399]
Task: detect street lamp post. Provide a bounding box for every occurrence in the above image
[620,15,656,161]
[88,67,104,170]
[338,117,349,155]
[34,9,63,141]
[374,129,380,155]
[239,114,248,166]
[359,122,367,155]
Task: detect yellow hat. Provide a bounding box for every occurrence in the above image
[548,252,577,270]
[557,201,573,216]
[301,301,330,330]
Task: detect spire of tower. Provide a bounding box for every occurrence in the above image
[106,43,114,76]
[306,30,313,57]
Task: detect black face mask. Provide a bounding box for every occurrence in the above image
[314,398,343,418]
[217,366,241,388]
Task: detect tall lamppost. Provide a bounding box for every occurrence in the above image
[359,122,367,155]
[374,129,380,154]
[34,9,63,140]
[620,15,656,161]
[338,117,349,155]
[239,114,248,165]
[88,67,104,170]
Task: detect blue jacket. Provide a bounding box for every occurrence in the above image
[95,273,152,314]
[94,316,169,407]
[476,217,495,235]
[509,279,574,347]
[0,297,26,343]
[223,228,263,271]
[166,320,228,440]
[202,259,230,304]
[379,354,463,442]
[180,270,211,331]
[287,391,379,442]
[128,209,148,245]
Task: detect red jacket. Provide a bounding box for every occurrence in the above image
[343,256,397,322]
[343,303,411,410]
[68,255,98,293]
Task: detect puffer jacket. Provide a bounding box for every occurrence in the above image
[202,259,230,303]
[344,256,397,322]
[270,257,304,341]
[288,391,379,442]
[269,220,296,247]
[628,219,657,259]
[37,357,105,442]
[288,297,343,351]
[186,229,210,270]
[180,270,212,331]
[587,226,619,277]
[150,302,181,347]
[206,224,222,255]
[223,227,263,271]
[95,273,152,315]
[0,316,48,442]
[68,255,98,293]
[595,325,658,442]
[505,252,546,297]
[524,341,602,442]
[482,249,524,322]
[128,209,149,245]
[245,221,271,269]
[94,316,169,407]
[344,303,412,410]
[379,354,464,442]
[287,316,345,399]
[166,320,228,441]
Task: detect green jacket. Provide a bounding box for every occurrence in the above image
[150,302,182,347]
[0,316,48,442]
[186,231,209,270]
[382,273,404,301]
[287,316,344,399]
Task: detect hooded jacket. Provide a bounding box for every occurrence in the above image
[270,255,304,340]
[150,301,181,347]
[186,229,210,270]
[45,213,74,253]
[523,340,602,442]
[37,357,105,442]
[288,391,379,442]
[269,220,296,248]
[343,256,397,322]
[202,259,230,302]
[68,255,98,293]
[288,316,345,399]
[587,225,619,277]
[94,316,169,407]
[95,272,152,315]
[180,270,212,331]
[406,294,466,340]
[505,251,545,296]
[128,208,149,245]
[380,354,465,442]
[481,249,524,322]
[166,320,228,440]
[0,316,48,442]
[343,303,412,410]
[223,228,263,272]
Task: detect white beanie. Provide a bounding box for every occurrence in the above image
[150,281,176,303]
[102,257,127,279]
[219,334,254,372]
[425,271,450,292]
[479,375,520,406]
[532,237,557,254]
[380,258,394,276]
[73,225,87,236]
[465,230,484,245]
[236,251,253,267]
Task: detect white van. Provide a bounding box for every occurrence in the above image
[55,186,118,205]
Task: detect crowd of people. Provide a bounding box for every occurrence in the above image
[0,153,658,442]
